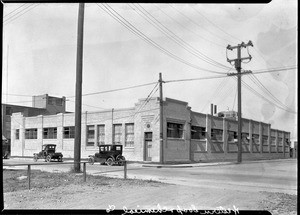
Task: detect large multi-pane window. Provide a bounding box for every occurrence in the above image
[86,125,95,146]
[15,129,20,140]
[113,124,122,144]
[97,125,105,146]
[191,126,206,140]
[125,123,134,147]
[43,127,57,139]
[63,126,75,139]
[211,129,223,141]
[25,129,37,139]
[167,122,184,139]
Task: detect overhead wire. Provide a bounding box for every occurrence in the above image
[247,74,291,110]
[190,5,241,44]
[233,76,297,114]
[168,4,233,45]
[131,3,230,70]
[4,4,40,25]
[4,3,27,18]
[96,3,226,75]
[152,4,225,48]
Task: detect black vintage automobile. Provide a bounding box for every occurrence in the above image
[33,144,63,162]
[88,144,125,166]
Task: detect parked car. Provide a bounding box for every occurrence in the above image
[33,144,63,162]
[88,144,125,166]
[2,136,10,159]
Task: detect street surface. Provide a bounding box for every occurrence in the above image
[3,158,297,195]
[3,158,297,213]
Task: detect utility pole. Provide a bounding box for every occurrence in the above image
[226,41,253,163]
[159,73,164,164]
[74,3,85,172]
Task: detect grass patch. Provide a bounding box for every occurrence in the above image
[3,169,163,193]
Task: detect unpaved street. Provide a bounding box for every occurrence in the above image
[3,158,297,214]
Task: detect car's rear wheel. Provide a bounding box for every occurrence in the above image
[106,157,114,166]
[117,156,125,166]
[58,156,63,162]
[88,157,94,165]
[46,155,51,162]
[33,154,38,162]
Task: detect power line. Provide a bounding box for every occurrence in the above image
[168,4,233,45]
[152,4,225,48]
[67,81,157,98]
[131,4,230,71]
[96,3,226,75]
[233,76,297,114]
[4,3,27,18]
[247,74,291,111]
[4,4,40,25]
[190,6,241,44]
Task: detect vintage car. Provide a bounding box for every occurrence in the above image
[88,144,125,166]
[33,144,63,162]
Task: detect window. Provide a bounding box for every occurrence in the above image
[6,107,12,115]
[16,129,20,140]
[211,129,223,141]
[97,125,105,146]
[63,126,75,139]
[113,124,122,144]
[252,134,259,144]
[228,131,237,142]
[125,123,134,147]
[25,129,37,139]
[167,122,184,139]
[191,126,206,140]
[55,98,63,106]
[43,127,57,139]
[262,135,268,145]
[86,125,95,146]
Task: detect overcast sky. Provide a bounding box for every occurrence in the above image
[2,1,297,142]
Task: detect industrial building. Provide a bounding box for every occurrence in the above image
[10,97,291,162]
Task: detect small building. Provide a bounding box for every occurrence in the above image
[10,97,291,162]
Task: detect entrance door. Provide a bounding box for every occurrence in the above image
[144,132,153,161]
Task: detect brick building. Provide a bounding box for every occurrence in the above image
[10,97,291,162]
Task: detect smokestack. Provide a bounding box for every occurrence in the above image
[214,105,217,115]
[211,103,214,116]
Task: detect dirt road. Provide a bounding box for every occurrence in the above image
[3,159,297,214]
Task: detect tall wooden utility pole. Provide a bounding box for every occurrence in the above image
[226,41,253,163]
[159,73,164,164]
[74,3,85,172]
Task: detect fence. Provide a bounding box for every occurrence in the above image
[3,161,128,190]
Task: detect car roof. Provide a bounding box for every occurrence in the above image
[99,144,122,146]
[43,144,56,146]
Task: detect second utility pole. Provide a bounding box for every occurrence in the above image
[159,73,164,164]
[227,41,253,163]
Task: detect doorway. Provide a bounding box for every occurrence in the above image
[144,132,153,161]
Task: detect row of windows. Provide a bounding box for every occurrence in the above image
[167,123,286,142]
[15,123,135,147]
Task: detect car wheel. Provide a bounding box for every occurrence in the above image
[46,155,51,162]
[88,157,94,165]
[33,155,38,162]
[117,156,125,166]
[58,156,63,162]
[106,157,114,166]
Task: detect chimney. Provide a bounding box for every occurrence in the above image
[214,105,217,115]
[211,104,214,116]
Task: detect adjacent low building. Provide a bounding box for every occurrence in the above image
[10,97,291,162]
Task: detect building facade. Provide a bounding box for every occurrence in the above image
[10,97,291,162]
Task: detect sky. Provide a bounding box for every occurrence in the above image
[2,1,298,142]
